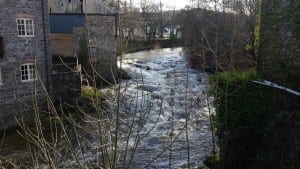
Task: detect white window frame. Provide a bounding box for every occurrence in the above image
[20,63,36,82]
[16,18,35,37]
[0,68,3,85]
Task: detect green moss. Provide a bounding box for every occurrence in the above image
[81,86,103,102]
[244,43,252,52]
[210,69,257,85]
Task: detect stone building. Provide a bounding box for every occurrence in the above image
[0,0,51,129]
[49,0,113,14]
[49,0,84,13]
[49,0,118,84]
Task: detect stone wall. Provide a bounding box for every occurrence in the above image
[52,72,81,106]
[74,14,118,85]
[0,0,51,129]
[258,0,300,90]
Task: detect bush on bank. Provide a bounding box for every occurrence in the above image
[209,69,299,169]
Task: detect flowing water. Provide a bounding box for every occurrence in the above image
[0,47,214,168]
[108,47,214,168]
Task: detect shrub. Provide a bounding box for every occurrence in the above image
[210,69,299,169]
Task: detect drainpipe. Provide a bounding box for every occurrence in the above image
[80,0,83,13]
[41,0,50,93]
[115,13,118,41]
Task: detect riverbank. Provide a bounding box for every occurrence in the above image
[121,39,182,54]
[204,69,300,169]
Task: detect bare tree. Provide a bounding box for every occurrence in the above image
[140,0,161,42]
[181,0,257,71]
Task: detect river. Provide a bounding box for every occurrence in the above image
[0,47,214,168]
[109,47,214,168]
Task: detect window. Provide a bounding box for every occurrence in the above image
[16,18,34,37]
[0,68,2,85]
[20,63,35,82]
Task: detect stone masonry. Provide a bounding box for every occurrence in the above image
[0,0,51,129]
[73,14,118,84]
[86,14,117,84]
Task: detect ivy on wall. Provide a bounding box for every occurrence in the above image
[257,0,300,89]
[210,69,300,169]
[206,1,300,169]
[286,0,300,38]
[257,0,282,78]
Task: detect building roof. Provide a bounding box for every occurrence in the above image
[49,0,115,14]
[50,14,85,33]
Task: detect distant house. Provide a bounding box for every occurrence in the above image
[0,0,51,129]
[49,0,118,84]
[163,25,182,40]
